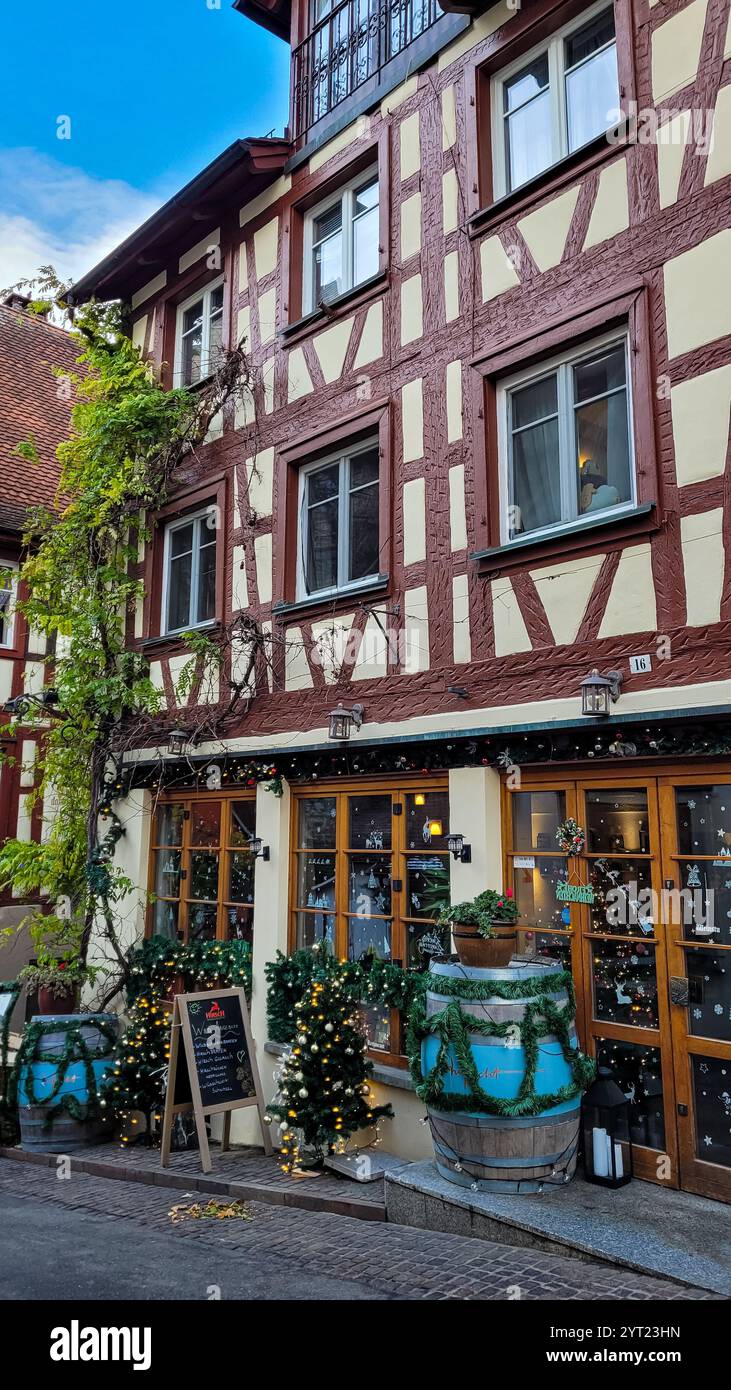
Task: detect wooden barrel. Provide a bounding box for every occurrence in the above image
[422,960,581,1194]
[17,1014,117,1152]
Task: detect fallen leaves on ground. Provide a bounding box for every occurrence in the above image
[168,1199,253,1224]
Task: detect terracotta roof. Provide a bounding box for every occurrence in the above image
[0,302,78,537]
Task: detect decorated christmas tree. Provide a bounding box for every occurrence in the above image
[269,973,392,1170]
[101,992,171,1143]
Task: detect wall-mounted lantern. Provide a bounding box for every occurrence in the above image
[250,837,270,862]
[580,668,622,718]
[166,725,190,758]
[447,832,471,864]
[328,702,364,741]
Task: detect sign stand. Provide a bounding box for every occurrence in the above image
[160,987,272,1174]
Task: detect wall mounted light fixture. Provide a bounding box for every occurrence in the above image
[328,702,364,741]
[447,832,471,863]
[580,668,623,718]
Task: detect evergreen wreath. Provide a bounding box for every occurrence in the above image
[556,817,586,855]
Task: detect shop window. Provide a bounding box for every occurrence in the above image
[297,438,380,600]
[491,3,619,196]
[174,278,224,387]
[303,168,379,314]
[161,507,217,634]
[148,795,256,944]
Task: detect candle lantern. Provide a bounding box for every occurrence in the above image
[582,1066,633,1188]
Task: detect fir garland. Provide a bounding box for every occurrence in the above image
[265,947,426,1044]
[9,1016,117,1128]
[423,968,573,1002]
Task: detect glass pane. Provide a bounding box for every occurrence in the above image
[348,917,392,961]
[153,900,179,938]
[406,920,450,968]
[207,306,223,373]
[298,798,337,848]
[156,803,184,846]
[306,495,338,593]
[167,552,192,630]
[296,853,336,910]
[154,849,181,899]
[511,790,566,851]
[187,903,217,942]
[191,802,221,846]
[575,399,631,518]
[183,299,204,337]
[349,447,379,489]
[592,938,659,1029]
[595,1039,665,1150]
[566,37,618,152]
[314,231,343,303]
[353,204,379,284]
[348,855,391,916]
[676,786,731,856]
[228,851,255,904]
[181,302,203,385]
[295,910,334,950]
[196,537,216,623]
[308,462,339,505]
[405,790,450,849]
[348,479,379,581]
[588,857,655,936]
[585,788,650,854]
[225,905,253,945]
[348,795,391,849]
[692,1055,731,1168]
[504,53,549,112]
[359,1003,391,1051]
[171,522,194,558]
[678,862,731,945]
[565,8,615,68]
[313,199,342,242]
[511,416,561,535]
[189,851,219,900]
[518,929,572,969]
[405,854,450,919]
[574,345,626,402]
[513,856,567,931]
[688,950,731,1041]
[512,373,557,428]
[506,89,553,190]
[229,800,256,847]
[354,177,378,214]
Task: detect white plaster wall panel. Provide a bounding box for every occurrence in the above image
[444,249,460,321]
[352,614,388,679]
[238,243,250,296]
[134,595,144,639]
[19,740,36,789]
[232,544,249,612]
[583,158,629,250]
[598,544,657,637]
[261,619,273,691]
[446,359,462,443]
[403,477,426,566]
[230,634,256,691]
[239,174,292,227]
[399,110,421,179]
[262,355,275,414]
[284,626,314,691]
[705,82,731,186]
[438,0,510,71]
[480,236,519,302]
[237,304,251,348]
[681,509,725,625]
[23,661,44,696]
[517,185,580,273]
[254,533,273,605]
[441,85,457,149]
[168,652,192,706]
[449,464,468,551]
[247,447,275,517]
[671,365,731,485]
[235,386,256,431]
[204,408,223,443]
[400,273,423,345]
[253,217,279,281]
[311,615,355,683]
[179,227,220,275]
[383,75,417,117]
[530,555,605,645]
[491,577,532,655]
[131,271,166,310]
[197,660,220,706]
[401,378,424,462]
[403,586,430,673]
[442,169,459,235]
[452,573,471,664]
[287,345,314,402]
[657,110,692,208]
[663,231,731,359]
[651,0,709,101]
[149,660,164,694]
[257,286,277,346]
[313,318,353,383]
[353,300,383,368]
[401,192,422,260]
[28,626,46,656]
[310,116,371,173]
[726,6,731,56]
[131,316,147,352]
[16,794,33,844]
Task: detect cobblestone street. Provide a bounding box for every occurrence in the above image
[0,1158,715,1302]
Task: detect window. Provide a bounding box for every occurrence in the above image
[148,796,257,944]
[303,169,379,313]
[0,564,16,647]
[174,278,224,387]
[498,332,634,543]
[492,3,619,195]
[291,781,451,1056]
[162,508,217,634]
[297,438,380,599]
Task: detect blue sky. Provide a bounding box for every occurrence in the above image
[0,0,290,289]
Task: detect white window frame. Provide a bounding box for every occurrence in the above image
[161,507,218,636]
[0,562,17,649]
[302,165,379,316]
[173,276,224,388]
[497,328,636,547]
[491,0,619,198]
[296,437,380,600]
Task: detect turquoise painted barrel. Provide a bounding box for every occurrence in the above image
[17,1014,117,1152]
[422,960,581,1194]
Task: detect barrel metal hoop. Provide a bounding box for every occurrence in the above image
[428,1104,580,1129]
[432,1139,579,1169]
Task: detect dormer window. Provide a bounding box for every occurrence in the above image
[174,278,224,387]
[303,169,379,314]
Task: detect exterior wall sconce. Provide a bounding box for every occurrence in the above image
[447,832,471,863]
[580,668,622,718]
[250,837,270,861]
[328,702,364,741]
[166,725,190,757]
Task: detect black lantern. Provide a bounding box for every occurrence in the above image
[166,725,189,757]
[249,836,270,861]
[447,832,471,863]
[582,1066,633,1187]
[328,702,364,741]
[580,667,622,717]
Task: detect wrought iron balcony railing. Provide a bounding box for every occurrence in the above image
[293,0,441,138]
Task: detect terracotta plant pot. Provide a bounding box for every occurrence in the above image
[451,920,517,969]
[37,985,79,1016]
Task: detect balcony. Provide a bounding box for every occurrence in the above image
[293,0,442,139]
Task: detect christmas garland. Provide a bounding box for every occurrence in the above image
[126,935,253,1005]
[265,947,426,1044]
[8,1016,117,1128]
[422,968,573,1002]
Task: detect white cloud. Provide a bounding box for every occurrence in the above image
[0,148,164,293]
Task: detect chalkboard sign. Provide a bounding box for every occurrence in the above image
[160,988,272,1174]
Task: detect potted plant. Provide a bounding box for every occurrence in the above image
[439,888,519,968]
[19,958,91,1015]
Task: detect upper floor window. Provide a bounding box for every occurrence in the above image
[498,332,634,543]
[492,4,619,196]
[298,438,379,599]
[0,565,16,648]
[303,169,379,313]
[174,278,224,387]
[162,508,217,634]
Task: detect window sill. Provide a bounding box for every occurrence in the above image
[273,573,390,623]
[469,124,632,240]
[139,619,221,655]
[282,270,388,347]
[471,503,657,576]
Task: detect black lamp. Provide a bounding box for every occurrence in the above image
[447,832,471,863]
[328,702,364,741]
[582,1066,633,1187]
[580,668,622,718]
[166,725,189,757]
[249,836,270,861]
